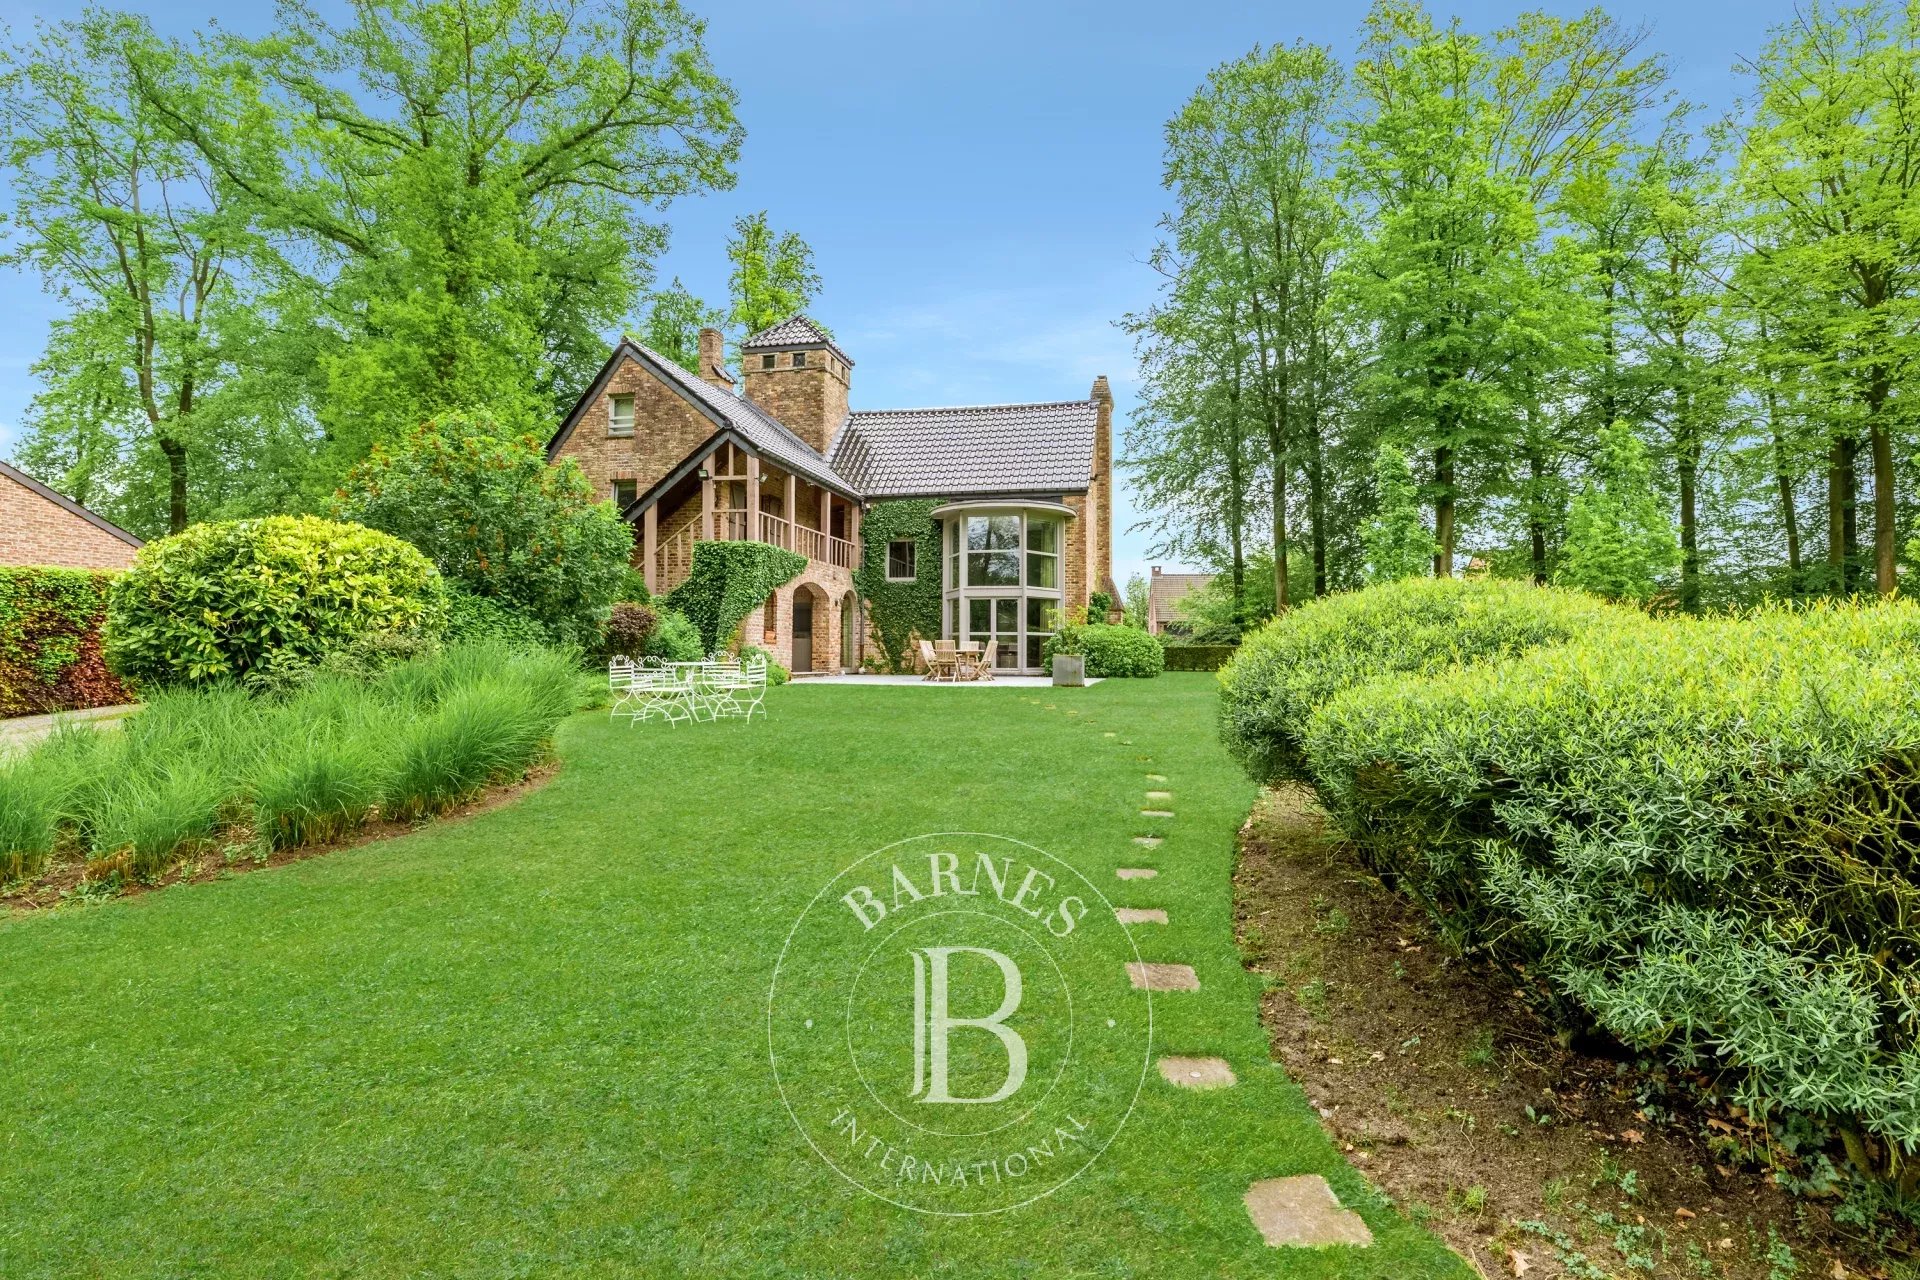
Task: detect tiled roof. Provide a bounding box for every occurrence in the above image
[624,339,859,497]
[1148,571,1214,624]
[828,400,1097,499]
[742,314,853,366]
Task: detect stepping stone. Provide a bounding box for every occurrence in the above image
[1141,809,1174,819]
[1103,731,1117,738]
[1131,836,1162,848]
[1126,962,1199,991]
[1114,907,1168,925]
[1158,1055,1235,1089]
[1243,1175,1374,1249]
[1145,790,1173,801]
[1115,867,1158,880]
[1145,773,1168,782]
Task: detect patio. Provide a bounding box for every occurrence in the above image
[789,673,1101,687]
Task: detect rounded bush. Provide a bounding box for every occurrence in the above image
[1217,577,1628,785]
[604,602,658,658]
[1047,624,1164,678]
[645,609,704,662]
[105,516,445,687]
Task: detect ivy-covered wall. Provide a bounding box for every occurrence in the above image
[852,499,942,673]
[1,568,132,717]
[665,540,806,653]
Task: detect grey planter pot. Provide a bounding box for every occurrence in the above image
[1052,654,1086,687]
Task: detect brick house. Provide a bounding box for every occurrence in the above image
[0,460,143,570]
[1146,566,1215,636]
[547,316,1114,674]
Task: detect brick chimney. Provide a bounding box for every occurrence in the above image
[697,326,733,392]
[740,316,850,454]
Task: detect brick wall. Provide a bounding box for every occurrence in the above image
[741,353,849,455]
[555,353,718,504]
[0,473,139,570]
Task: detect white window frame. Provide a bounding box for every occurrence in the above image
[607,393,636,437]
[937,508,1067,674]
[885,539,917,581]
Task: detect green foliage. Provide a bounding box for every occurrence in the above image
[737,645,790,685]
[617,567,652,604]
[337,412,631,647]
[644,609,704,662]
[852,499,941,673]
[1362,444,1435,583]
[0,568,131,716]
[443,585,551,651]
[1088,590,1113,619]
[1045,623,1164,678]
[1218,577,1631,785]
[1555,422,1679,602]
[1,641,576,885]
[1161,644,1238,672]
[638,278,725,371]
[664,541,805,655]
[726,211,821,359]
[1122,573,1151,628]
[1300,599,1920,1176]
[105,516,445,688]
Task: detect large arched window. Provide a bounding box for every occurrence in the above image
[933,502,1074,672]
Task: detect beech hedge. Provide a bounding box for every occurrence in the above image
[0,568,130,717]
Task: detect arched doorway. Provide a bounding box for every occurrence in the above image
[791,582,830,673]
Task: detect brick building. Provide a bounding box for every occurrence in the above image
[0,460,143,570]
[1146,566,1215,636]
[547,316,1114,674]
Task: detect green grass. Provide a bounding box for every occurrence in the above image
[0,674,1466,1278]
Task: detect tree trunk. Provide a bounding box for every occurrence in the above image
[1433,445,1455,577]
[160,436,188,533]
[1308,411,1327,597]
[1272,460,1290,613]
[1528,449,1548,585]
[1828,435,1857,594]
[1762,365,1801,594]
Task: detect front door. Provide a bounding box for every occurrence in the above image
[793,596,813,672]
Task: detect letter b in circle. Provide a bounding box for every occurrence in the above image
[908,946,1027,1105]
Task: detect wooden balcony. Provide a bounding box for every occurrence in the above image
[654,509,860,595]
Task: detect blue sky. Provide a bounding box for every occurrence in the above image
[0,0,1798,588]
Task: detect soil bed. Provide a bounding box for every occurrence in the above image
[1236,784,1915,1280]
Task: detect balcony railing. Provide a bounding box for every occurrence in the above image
[654,508,860,594]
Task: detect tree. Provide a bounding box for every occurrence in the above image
[140,0,742,484]
[1734,0,1920,597]
[1556,421,1680,602]
[639,277,725,370]
[1361,444,1435,582]
[1122,573,1151,629]
[726,211,821,355]
[0,13,256,535]
[336,412,632,647]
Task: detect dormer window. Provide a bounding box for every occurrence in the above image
[607,394,635,437]
[761,353,776,370]
[792,351,808,368]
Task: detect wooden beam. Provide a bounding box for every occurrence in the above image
[784,472,797,542]
[700,458,714,541]
[642,504,658,593]
[819,487,831,541]
[745,451,761,544]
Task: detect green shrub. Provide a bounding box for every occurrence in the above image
[1161,643,1237,672]
[1218,577,1629,785]
[336,412,631,648]
[1046,623,1164,678]
[1300,599,1920,1179]
[0,755,63,882]
[617,568,652,604]
[852,500,940,672]
[105,516,445,689]
[443,584,550,650]
[1088,590,1113,618]
[738,645,790,685]
[645,609,704,662]
[665,540,805,653]
[0,568,132,716]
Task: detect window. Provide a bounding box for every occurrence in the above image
[607,394,635,437]
[939,508,1068,673]
[1026,517,1059,589]
[965,515,1021,586]
[761,353,776,371]
[792,350,808,368]
[611,479,637,509]
[886,539,917,581]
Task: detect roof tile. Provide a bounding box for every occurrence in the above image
[828,401,1097,499]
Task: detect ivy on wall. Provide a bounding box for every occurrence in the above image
[853,499,942,673]
[666,540,806,653]
[0,568,131,717]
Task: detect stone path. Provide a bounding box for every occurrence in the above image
[0,703,138,756]
[1043,703,1373,1254]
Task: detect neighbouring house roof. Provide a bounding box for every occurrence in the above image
[827,400,1098,499]
[545,339,862,501]
[1148,571,1214,626]
[0,460,144,549]
[742,314,854,367]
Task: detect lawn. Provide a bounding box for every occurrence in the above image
[0,674,1465,1278]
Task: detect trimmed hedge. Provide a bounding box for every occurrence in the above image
[1047,624,1164,678]
[1161,643,1237,672]
[666,540,805,654]
[106,517,446,688]
[1298,599,1920,1179]
[0,568,130,717]
[1218,577,1629,785]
